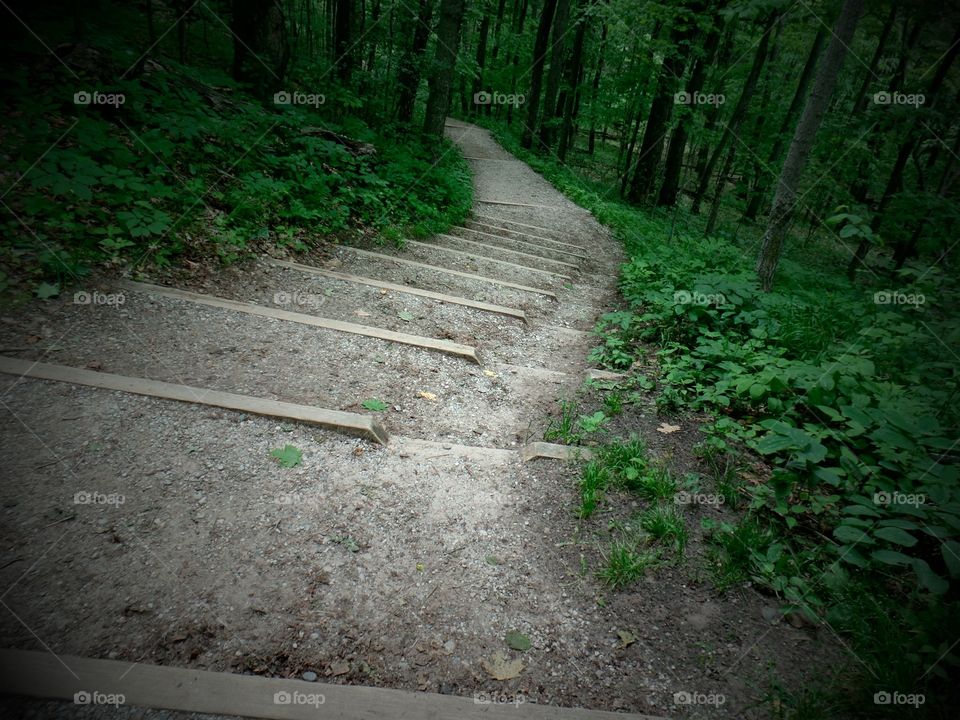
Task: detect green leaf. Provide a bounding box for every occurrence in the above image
[872,527,917,547]
[505,630,531,652]
[362,398,388,411]
[834,526,873,545]
[912,558,948,595]
[35,282,60,299]
[270,444,302,468]
[398,310,414,321]
[871,549,914,567]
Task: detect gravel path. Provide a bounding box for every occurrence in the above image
[0,121,838,720]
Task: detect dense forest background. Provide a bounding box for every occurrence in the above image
[2,0,959,717]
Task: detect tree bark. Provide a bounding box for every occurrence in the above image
[333,0,354,84]
[627,3,703,204]
[756,0,864,291]
[396,0,434,122]
[557,11,588,161]
[657,16,721,207]
[587,21,608,155]
[423,0,468,138]
[521,0,559,148]
[691,11,776,214]
[537,0,571,150]
[744,26,826,220]
[472,15,492,114]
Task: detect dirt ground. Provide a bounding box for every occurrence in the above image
[0,121,848,719]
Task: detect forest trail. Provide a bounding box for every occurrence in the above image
[0,122,679,718]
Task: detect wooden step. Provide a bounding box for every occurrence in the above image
[123,281,483,365]
[0,356,389,444]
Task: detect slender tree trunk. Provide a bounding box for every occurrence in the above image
[657,17,721,207]
[424,0,468,138]
[522,0,559,148]
[850,3,898,117]
[472,16,492,113]
[558,12,588,161]
[756,0,864,291]
[537,0,571,150]
[627,3,703,204]
[744,26,826,219]
[333,0,354,83]
[587,21,608,155]
[396,0,434,122]
[848,26,960,279]
[691,12,776,214]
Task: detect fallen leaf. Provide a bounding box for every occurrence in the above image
[380,289,388,295]
[24,335,41,345]
[505,630,531,652]
[85,361,103,371]
[354,309,371,317]
[418,391,437,401]
[482,652,524,680]
[398,310,414,322]
[416,562,425,572]
[617,630,636,648]
[483,369,498,378]
[657,423,681,434]
[329,660,350,676]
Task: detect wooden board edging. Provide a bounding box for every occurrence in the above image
[406,240,571,281]
[521,442,594,462]
[454,225,588,261]
[266,259,528,323]
[437,233,580,270]
[0,357,389,444]
[0,649,665,720]
[343,247,558,299]
[123,281,482,365]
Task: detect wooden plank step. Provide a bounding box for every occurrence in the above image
[454,225,588,261]
[462,156,520,161]
[406,240,571,281]
[0,649,664,720]
[123,281,482,365]
[465,219,587,252]
[0,357,389,444]
[476,198,575,211]
[522,442,594,462]
[266,259,528,323]
[473,212,580,241]
[435,233,578,271]
[345,247,558,299]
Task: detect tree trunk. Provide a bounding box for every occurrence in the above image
[850,3,897,117]
[423,0,468,138]
[231,0,290,99]
[756,0,864,291]
[587,21,608,155]
[848,25,960,279]
[396,0,434,122]
[521,0,559,148]
[691,12,776,214]
[472,15,491,114]
[537,0,571,150]
[333,0,354,84]
[657,17,721,207]
[627,3,703,204]
[744,26,826,220]
[557,10,588,161]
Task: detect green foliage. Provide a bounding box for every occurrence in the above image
[361,398,389,412]
[597,542,661,589]
[637,504,688,553]
[269,444,303,468]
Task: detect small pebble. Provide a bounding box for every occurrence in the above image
[302,671,318,682]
